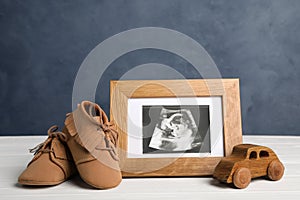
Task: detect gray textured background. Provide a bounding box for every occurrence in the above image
[0,0,299,136]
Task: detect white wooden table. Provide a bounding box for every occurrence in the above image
[1,135,299,200]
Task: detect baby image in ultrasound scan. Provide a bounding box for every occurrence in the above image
[148,107,201,152]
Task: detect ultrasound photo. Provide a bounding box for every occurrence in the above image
[143,105,210,154]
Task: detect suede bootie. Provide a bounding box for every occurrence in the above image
[64,101,122,189]
[18,125,77,186]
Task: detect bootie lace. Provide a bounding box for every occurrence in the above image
[29,125,67,155]
[88,104,119,161]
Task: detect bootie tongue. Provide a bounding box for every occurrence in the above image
[88,104,109,125]
[88,104,118,159]
[92,114,118,148]
[93,116,101,123]
[88,103,116,145]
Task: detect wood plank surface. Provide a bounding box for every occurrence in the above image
[0,135,299,200]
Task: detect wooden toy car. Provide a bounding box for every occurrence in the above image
[213,144,284,189]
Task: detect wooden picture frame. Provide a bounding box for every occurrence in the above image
[110,79,242,177]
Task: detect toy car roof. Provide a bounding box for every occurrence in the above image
[231,144,275,155]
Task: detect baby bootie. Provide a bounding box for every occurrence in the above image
[64,101,122,189]
[18,125,77,186]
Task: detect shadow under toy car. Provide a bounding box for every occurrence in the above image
[213,144,284,189]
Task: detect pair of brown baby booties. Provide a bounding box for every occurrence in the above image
[18,101,122,189]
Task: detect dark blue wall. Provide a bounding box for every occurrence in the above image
[0,0,299,135]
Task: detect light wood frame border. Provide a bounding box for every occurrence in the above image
[110,79,242,177]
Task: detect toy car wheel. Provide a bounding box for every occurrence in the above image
[268,160,284,181]
[233,167,251,189]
